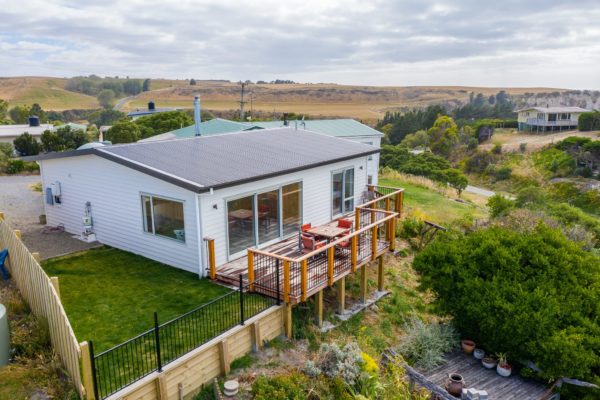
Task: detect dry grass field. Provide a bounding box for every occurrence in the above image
[0,76,568,123]
[0,76,99,110]
[480,128,600,153]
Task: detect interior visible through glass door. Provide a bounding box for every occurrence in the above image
[257,189,280,244]
[227,195,255,256]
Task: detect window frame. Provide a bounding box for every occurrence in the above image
[140,193,186,243]
[331,166,355,218]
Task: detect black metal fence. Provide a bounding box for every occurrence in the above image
[89,272,280,399]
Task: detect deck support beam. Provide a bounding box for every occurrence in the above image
[337,276,345,315]
[360,265,367,303]
[377,256,384,291]
[284,302,293,339]
[314,289,323,327]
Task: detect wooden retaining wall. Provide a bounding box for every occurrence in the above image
[0,213,85,397]
[109,305,284,400]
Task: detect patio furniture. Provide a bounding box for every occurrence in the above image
[0,249,8,281]
[301,223,312,232]
[301,234,326,253]
[337,218,353,234]
[307,225,348,243]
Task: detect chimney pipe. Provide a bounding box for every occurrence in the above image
[194,96,201,136]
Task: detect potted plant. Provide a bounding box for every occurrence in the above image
[461,339,476,354]
[482,356,497,369]
[473,348,485,360]
[496,353,512,377]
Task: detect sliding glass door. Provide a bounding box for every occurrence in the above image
[227,182,302,258]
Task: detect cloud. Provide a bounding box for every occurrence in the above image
[0,0,599,88]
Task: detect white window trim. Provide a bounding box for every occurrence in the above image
[331,166,355,219]
[140,193,186,244]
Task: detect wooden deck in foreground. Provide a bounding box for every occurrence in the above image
[423,352,550,399]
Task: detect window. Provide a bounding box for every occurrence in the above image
[548,113,557,122]
[142,195,185,242]
[560,113,571,120]
[332,167,355,216]
[226,182,303,257]
[537,112,545,120]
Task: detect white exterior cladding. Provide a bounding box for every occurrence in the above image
[40,155,202,274]
[39,153,371,277]
[352,136,381,185]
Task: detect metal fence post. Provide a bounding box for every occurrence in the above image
[275,260,281,305]
[239,274,245,326]
[154,312,162,372]
[89,340,99,400]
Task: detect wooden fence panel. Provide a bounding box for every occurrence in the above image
[0,218,84,397]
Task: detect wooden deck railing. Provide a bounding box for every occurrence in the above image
[246,186,403,304]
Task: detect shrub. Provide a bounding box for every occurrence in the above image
[400,217,424,239]
[577,111,600,131]
[397,318,458,370]
[519,142,527,153]
[494,166,512,181]
[13,132,40,156]
[5,159,25,174]
[309,342,364,385]
[491,143,502,154]
[576,167,593,178]
[252,374,308,400]
[0,142,13,157]
[487,194,514,218]
[413,225,600,381]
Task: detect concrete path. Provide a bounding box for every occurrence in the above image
[0,175,99,260]
[464,185,496,198]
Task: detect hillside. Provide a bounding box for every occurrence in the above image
[3,76,597,123]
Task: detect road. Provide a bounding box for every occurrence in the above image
[113,95,135,111]
[464,185,496,198]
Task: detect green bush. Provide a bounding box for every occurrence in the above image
[0,142,13,157]
[533,148,575,177]
[5,159,25,174]
[413,225,600,382]
[400,217,424,239]
[487,194,514,218]
[577,111,600,131]
[252,374,308,400]
[494,166,512,181]
[396,318,458,369]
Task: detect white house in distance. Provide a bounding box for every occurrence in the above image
[0,116,54,144]
[517,106,590,132]
[29,128,378,277]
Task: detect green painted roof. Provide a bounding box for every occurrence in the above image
[142,118,382,142]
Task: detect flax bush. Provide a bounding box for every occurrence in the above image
[396,318,458,370]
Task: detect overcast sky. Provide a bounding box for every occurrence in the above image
[1,0,599,89]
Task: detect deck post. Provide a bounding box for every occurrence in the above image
[385,197,391,211]
[351,235,357,272]
[371,224,378,260]
[377,256,384,291]
[396,191,403,216]
[355,207,360,230]
[360,265,367,303]
[247,250,254,291]
[314,289,323,327]
[206,238,216,280]
[218,340,230,375]
[337,276,345,315]
[301,259,307,301]
[283,260,291,303]
[389,217,396,252]
[284,302,293,339]
[327,247,334,286]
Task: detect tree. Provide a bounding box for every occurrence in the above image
[189,78,197,85]
[487,194,515,217]
[40,130,62,152]
[29,103,46,122]
[97,89,116,109]
[472,93,486,108]
[142,78,151,92]
[0,142,13,157]
[134,111,193,139]
[578,111,600,131]
[427,115,459,157]
[0,99,8,121]
[443,168,468,196]
[123,79,142,95]
[487,95,495,105]
[13,132,40,156]
[88,109,126,127]
[9,105,31,124]
[401,130,429,149]
[413,225,600,382]
[105,121,141,144]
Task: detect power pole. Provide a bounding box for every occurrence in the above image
[239,82,247,121]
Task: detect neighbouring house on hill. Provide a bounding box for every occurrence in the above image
[26,128,378,276]
[0,116,54,143]
[140,117,383,185]
[517,106,590,132]
[127,101,180,119]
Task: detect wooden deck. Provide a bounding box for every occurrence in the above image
[423,352,550,399]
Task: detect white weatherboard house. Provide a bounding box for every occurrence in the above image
[31,128,378,276]
[517,106,590,132]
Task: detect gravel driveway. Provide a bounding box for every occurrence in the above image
[0,175,100,260]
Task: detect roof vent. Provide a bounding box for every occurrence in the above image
[28,116,40,127]
[194,96,201,136]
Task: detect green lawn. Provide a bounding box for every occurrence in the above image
[42,247,231,352]
[379,177,487,225]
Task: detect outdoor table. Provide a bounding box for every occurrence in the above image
[307,225,348,242]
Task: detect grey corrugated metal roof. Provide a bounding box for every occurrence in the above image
[142,118,382,142]
[32,128,379,193]
[517,106,590,113]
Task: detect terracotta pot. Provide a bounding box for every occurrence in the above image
[461,339,476,354]
[445,373,465,397]
[482,357,497,369]
[497,363,512,377]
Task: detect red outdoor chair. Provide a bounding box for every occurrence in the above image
[301,223,312,232]
[301,233,326,253]
[337,218,353,234]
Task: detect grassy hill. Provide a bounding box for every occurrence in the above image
[0,77,99,110]
[0,76,570,123]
